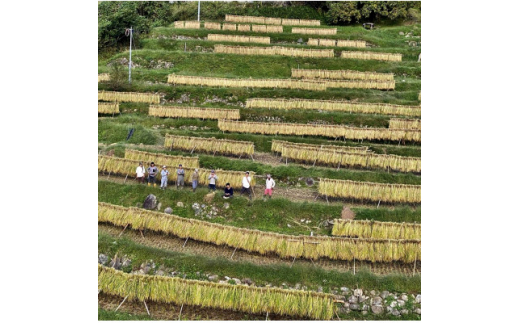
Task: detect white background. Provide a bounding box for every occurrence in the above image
[0,0,518,322]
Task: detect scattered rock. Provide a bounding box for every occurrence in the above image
[317,286,323,293]
[348,296,358,304]
[233,278,242,285]
[358,296,367,303]
[294,283,301,290]
[397,300,405,307]
[392,309,401,316]
[362,310,368,315]
[157,202,162,211]
[297,38,303,43]
[399,31,405,35]
[242,278,253,285]
[98,254,108,265]
[109,256,121,270]
[218,280,226,284]
[353,288,363,297]
[400,309,409,315]
[143,194,157,210]
[223,202,230,209]
[156,270,165,276]
[121,257,132,267]
[381,291,390,299]
[370,290,376,296]
[371,305,384,314]
[390,301,397,308]
[177,202,184,207]
[164,207,173,214]
[287,224,292,227]
[414,308,421,315]
[349,303,360,311]
[341,206,355,220]
[372,297,383,305]
[340,287,349,293]
[362,304,369,311]
[208,275,219,281]
[400,294,408,301]
[415,294,421,303]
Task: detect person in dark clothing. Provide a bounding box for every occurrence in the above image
[147,162,158,187]
[223,183,234,199]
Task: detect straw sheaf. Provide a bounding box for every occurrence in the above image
[98,155,255,188]
[219,120,421,142]
[304,78,395,90]
[291,68,394,81]
[307,38,367,48]
[204,22,221,30]
[208,34,270,44]
[389,118,421,130]
[174,21,200,29]
[246,98,421,117]
[225,14,320,26]
[214,44,333,58]
[318,178,421,203]
[98,102,119,114]
[341,51,402,62]
[164,134,254,156]
[272,140,420,173]
[167,74,327,91]
[98,202,421,263]
[98,264,335,320]
[98,91,160,104]
[237,24,251,32]
[292,27,337,35]
[124,149,199,168]
[332,219,421,240]
[98,73,110,82]
[148,105,240,120]
[222,23,237,31]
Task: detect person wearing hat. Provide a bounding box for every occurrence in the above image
[264,174,275,200]
[160,165,169,190]
[147,162,158,187]
[208,170,218,191]
[240,171,252,201]
[176,164,185,190]
[135,162,145,184]
[191,168,199,192]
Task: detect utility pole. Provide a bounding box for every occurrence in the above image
[125,27,133,83]
[197,1,201,21]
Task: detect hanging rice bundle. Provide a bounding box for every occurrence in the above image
[246,98,421,117]
[98,91,160,104]
[272,140,420,172]
[124,149,199,168]
[98,155,254,188]
[332,219,421,240]
[225,14,266,24]
[214,44,334,58]
[185,21,200,29]
[307,38,319,46]
[222,23,237,31]
[341,51,402,62]
[173,21,184,28]
[167,74,327,91]
[291,68,394,81]
[389,118,421,130]
[265,25,283,33]
[336,40,367,48]
[292,27,337,35]
[219,120,421,142]
[98,73,110,82]
[419,92,421,101]
[304,79,395,90]
[281,18,320,26]
[205,22,221,30]
[148,105,240,120]
[237,24,250,32]
[98,102,119,114]
[208,34,270,44]
[98,264,335,320]
[164,134,254,156]
[318,178,421,203]
[98,202,421,263]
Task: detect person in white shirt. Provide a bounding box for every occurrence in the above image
[264,174,275,199]
[240,171,252,201]
[135,162,145,184]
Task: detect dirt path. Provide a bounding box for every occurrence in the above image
[99,293,298,320]
[99,223,420,276]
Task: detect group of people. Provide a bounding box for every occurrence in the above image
[135,162,276,200]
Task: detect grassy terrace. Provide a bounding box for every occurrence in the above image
[98,180,421,236]
[98,233,421,293]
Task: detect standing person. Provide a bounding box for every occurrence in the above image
[147,162,158,187]
[176,164,185,190]
[223,183,234,199]
[264,174,275,200]
[160,166,169,190]
[240,171,252,201]
[136,162,145,184]
[208,170,218,191]
[191,168,199,192]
